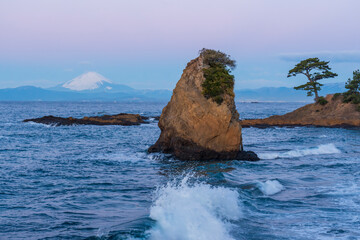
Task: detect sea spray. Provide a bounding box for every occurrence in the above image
[148,175,241,240]
[258,180,284,195]
[259,143,341,160]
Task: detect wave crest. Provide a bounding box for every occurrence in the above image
[148,176,241,240]
[258,180,284,195]
[259,143,341,160]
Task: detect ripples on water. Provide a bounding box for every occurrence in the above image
[0,101,359,240]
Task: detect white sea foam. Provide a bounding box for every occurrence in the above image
[109,150,148,163]
[148,176,241,240]
[259,143,341,160]
[27,121,52,127]
[258,180,284,195]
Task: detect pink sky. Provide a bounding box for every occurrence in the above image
[1,0,359,89]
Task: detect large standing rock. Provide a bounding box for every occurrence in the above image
[149,57,258,161]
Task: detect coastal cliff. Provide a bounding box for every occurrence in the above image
[149,56,258,161]
[240,94,360,128]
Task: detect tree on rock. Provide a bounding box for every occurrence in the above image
[287,58,337,101]
[199,48,236,104]
[343,70,360,104]
[199,48,236,70]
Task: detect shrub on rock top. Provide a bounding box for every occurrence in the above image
[199,48,236,105]
[316,96,328,105]
[199,48,236,70]
[343,70,360,105]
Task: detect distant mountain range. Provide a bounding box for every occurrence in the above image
[0,72,347,102]
[0,72,172,102]
[235,83,346,102]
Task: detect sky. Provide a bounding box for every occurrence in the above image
[0,0,359,90]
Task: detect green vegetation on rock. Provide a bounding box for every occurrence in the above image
[199,48,236,105]
[316,96,328,105]
[343,70,360,104]
[287,58,337,101]
[331,70,360,111]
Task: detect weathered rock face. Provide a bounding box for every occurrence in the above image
[149,57,258,161]
[240,94,360,128]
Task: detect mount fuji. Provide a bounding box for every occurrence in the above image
[53,72,134,92]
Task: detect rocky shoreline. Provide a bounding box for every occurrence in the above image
[240,95,360,129]
[24,114,159,126]
[240,122,360,129]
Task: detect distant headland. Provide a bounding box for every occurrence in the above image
[240,94,360,128]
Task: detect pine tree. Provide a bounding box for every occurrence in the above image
[287,58,337,101]
[343,70,360,104]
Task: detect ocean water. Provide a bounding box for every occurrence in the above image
[0,101,359,240]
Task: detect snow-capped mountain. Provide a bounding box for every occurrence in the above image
[62,72,112,91]
[54,72,134,92]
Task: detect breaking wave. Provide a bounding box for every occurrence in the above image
[258,180,284,195]
[259,143,341,160]
[148,175,241,240]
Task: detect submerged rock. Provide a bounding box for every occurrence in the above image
[148,57,259,161]
[240,94,360,128]
[24,113,151,126]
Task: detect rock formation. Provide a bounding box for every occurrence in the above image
[240,94,360,128]
[23,113,156,126]
[148,57,259,161]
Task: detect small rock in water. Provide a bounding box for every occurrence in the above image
[23,113,157,126]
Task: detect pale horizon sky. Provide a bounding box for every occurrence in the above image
[1,0,359,89]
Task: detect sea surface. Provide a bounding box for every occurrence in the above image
[0,101,359,240]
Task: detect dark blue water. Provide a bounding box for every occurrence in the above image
[0,101,359,240]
